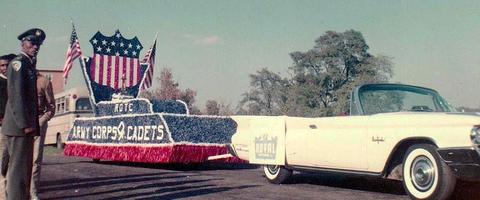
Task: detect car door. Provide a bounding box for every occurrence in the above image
[285,117,316,167]
[305,116,369,170]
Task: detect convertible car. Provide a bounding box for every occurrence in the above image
[228,83,480,200]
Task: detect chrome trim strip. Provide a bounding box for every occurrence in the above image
[288,165,381,177]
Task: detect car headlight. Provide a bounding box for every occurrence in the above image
[470,126,480,144]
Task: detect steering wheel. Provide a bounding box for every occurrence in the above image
[410,105,433,112]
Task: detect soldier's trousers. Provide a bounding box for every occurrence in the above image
[31,123,47,196]
[5,135,33,200]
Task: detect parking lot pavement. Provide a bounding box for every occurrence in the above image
[38,147,478,200]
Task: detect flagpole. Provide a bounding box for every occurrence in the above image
[66,19,73,86]
[70,20,97,114]
[63,19,76,87]
[138,33,158,97]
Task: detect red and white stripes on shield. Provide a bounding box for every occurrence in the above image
[89,53,142,90]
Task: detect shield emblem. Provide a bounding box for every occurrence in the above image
[81,30,148,104]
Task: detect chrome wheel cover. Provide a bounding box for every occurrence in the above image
[411,156,436,191]
[267,165,279,175]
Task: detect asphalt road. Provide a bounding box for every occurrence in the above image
[38,147,479,200]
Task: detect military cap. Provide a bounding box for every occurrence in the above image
[17,28,46,44]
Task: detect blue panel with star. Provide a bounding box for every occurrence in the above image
[89,30,143,58]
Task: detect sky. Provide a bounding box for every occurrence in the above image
[1,0,480,108]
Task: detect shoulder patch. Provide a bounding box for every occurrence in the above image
[11,61,21,71]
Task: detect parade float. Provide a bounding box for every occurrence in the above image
[63,30,242,163]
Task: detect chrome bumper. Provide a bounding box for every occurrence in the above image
[207,145,238,161]
[437,148,480,181]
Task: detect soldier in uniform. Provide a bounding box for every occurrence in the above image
[30,72,55,199]
[1,28,45,200]
[0,54,16,200]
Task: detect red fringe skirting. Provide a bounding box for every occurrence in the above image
[64,143,245,164]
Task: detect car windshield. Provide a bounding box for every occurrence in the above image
[358,85,456,115]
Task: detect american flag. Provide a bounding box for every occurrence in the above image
[88,30,143,90]
[140,38,156,90]
[62,23,82,83]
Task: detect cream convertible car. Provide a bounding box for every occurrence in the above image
[228,84,480,200]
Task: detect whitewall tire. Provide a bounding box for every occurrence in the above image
[402,144,456,200]
[263,165,292,184]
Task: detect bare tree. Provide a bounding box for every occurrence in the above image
[140,68,200,113]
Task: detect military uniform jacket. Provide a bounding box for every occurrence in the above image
[37,73,55,122]
[0,75,7,123]
[1,53,39,136]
